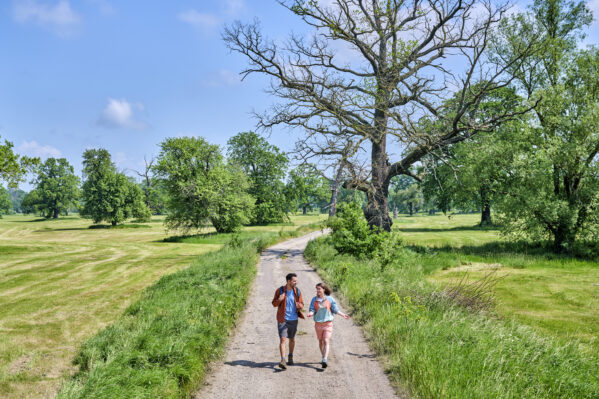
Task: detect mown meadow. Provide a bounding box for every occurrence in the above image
[306,213,599,398]
[0,214,324,399]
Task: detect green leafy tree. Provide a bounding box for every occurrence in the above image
[134,157,168,215]
[21,190,42,215]
[0,186,11,217]
[28,158,80,219]
[81,149,150,226]
[0,136,38,187]
[227,131,289,224]
[491,0,598,251]
[421,88,527,226]
[286,164,329,214]
[155,137,254,233]
[388,175,418,216]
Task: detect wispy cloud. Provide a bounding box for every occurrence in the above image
[86,0,115,16]
[590,0,599,25]
[18,140,62,158]
[178,1,245,34]
[13,0,81,36]
[178,9,220,33]
[201,69,241,87]
[97,98,147,130]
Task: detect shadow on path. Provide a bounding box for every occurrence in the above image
[225,360,323,373]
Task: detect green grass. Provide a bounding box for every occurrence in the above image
[0,213,325,399]
[304,213,599,398]
[56,223,321,398]
[392,214,599,349]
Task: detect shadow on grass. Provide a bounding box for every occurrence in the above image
[89,224,151,229]
[397,224,498,233]
[407,240,599,262]
[162,230,252,245]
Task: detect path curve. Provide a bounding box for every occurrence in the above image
[194,231,401,399]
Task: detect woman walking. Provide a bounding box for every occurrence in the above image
[306,282,350,369]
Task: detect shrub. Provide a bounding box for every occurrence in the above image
[326,202,389,257]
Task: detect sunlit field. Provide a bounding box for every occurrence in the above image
[394,213,599,351]
[0,213,325,399]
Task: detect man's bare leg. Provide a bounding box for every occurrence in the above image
[279,337,287,359]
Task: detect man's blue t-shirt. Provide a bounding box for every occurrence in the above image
[284,289,298,321]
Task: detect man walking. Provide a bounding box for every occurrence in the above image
[272,273,304,370]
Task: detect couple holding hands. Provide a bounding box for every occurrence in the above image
[271,273,350,370]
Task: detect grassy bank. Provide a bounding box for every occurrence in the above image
[305,220,599,398]
[56,224,321,398]
[393,214,599,350]
[0,214,324,398]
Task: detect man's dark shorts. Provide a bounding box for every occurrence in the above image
[278,320,298,339]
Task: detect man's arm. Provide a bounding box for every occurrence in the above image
[296,291,304,310]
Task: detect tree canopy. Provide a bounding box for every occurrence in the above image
[0,136,38,187]
[80,149,149,225]
[155,136,254,233]
[28,158,80,219]
[227,131,289,224]
[488,0,598,251]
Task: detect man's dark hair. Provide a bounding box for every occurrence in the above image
[286,273,297,281]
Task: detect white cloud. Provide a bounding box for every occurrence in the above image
[201,69,241,87]
[13,0,81,36]
[223,0,244,15]
[97,98,147,130]
[18,140,62,159]
[178,9,220,32]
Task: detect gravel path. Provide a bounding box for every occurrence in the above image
[194,231,401,399]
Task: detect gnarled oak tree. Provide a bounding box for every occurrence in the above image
[224,0,535,230]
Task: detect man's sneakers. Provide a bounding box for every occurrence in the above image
[278,360,287,370]
[321,360,328,369]
[287,354,294,365]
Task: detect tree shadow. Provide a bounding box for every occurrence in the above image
[397,225,497,233]
[407,240,598,261]
[34,227,89,232]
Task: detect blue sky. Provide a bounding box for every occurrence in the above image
[2,0,599,190]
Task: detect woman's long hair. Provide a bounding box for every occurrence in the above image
[316,282,331,296]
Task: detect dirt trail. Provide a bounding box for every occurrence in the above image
[195,231,401,399]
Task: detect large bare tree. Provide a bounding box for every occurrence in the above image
[224,0,535,231]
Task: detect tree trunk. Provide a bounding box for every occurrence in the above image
[479,187,492,226]
[302,206,307,215]
[111,220,117,226]
[329,184,338,218]
[480,203,492,226]
[364,130,392,231]
[53,208,59,219]
[329,165,343,218]
[408,202,413,216]
[393,206,397,219]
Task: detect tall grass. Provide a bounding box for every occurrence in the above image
[56,226,320,399]
[305,237,599,399]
